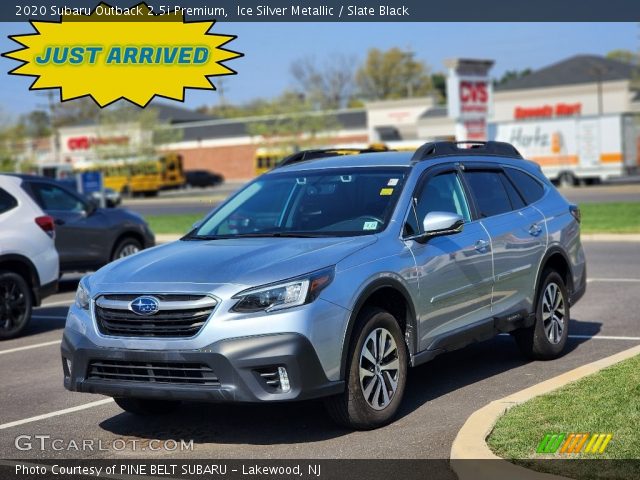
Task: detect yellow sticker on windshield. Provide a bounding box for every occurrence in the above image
[380,188,394,196]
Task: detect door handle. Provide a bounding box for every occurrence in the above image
[529,223,543,236]
[474,239,489,252]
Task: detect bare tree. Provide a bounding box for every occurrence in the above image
[290,54,356,110]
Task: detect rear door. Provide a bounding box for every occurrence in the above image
[405,165,494,352]
[26,181,108,268]
[462,166,547,318]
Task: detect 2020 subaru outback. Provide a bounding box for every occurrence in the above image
[62,141,586,429]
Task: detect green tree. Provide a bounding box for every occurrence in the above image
[606,49,638,65]
[430,73,447,104]
[247,90,341,152]
[356,48,433,100]
[495,69,532,86]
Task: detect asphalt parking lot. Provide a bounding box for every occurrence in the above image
[0,241,638,464]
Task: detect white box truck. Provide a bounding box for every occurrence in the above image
[492,114,639,185]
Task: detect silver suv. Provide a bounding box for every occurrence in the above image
[62,141,586,429]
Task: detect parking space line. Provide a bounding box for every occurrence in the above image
[38,299,74,307]
[0,340,61,356]
[499,334,640,341]
[587,277,640,283]
[568,334,640,341]
[0,399,114,430]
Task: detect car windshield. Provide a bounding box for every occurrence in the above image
[189,167,408,239]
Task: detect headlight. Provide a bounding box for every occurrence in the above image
[75,278,91,310]
[232,267,334,313]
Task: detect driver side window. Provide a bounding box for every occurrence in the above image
[405,171,471,236]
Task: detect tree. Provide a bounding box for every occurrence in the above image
[247,90,341,151]
[606,49,638,65]
[430,73,447,104]
[290,54,356,110]
[17,110,51,138]
[355,48,433,100]
[495,69,532,86]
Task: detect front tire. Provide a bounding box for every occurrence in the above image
[514,270,570,360]
[325,307,407,430]
[112,237,142,261]
[0,271,32,340]
[114,397,181,416]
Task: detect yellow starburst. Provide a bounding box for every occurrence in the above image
[3,2,242,107]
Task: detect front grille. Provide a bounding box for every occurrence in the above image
[87,360,220,386]
[94,294,216,338]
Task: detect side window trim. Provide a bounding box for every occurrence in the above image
[461,166,517,219]
[402,164,472,238]
[503,165,547,205]
[497,169,526,211]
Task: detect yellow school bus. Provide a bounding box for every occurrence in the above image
[74,158,163,197]
[254,145,392,176]
[159,153,185,189]
[255,147,291,175]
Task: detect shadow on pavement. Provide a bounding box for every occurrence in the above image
[99,317,601,445]
[20,276,80,337]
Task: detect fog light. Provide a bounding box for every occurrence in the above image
[65,358,72,376]
[277,366,290,392]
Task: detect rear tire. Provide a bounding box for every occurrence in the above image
[325,307,407,430]
[514,269,569,360]
[0,271,32,340]
[114,397,181,416]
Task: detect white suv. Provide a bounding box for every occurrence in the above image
[0,175,59,339]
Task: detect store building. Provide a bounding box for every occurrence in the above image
[49,54,640,181]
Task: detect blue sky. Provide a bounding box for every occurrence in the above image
[0,22,636,118]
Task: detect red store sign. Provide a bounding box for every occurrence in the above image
[514,103,581,120]
[460,80,489,114]
[67,135,130,151]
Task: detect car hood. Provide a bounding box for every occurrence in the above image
[90,235,377,290]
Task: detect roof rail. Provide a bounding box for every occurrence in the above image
[276,146,391,168]
[410,141,522,163]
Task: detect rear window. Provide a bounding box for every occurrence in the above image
[505,167,545,204]
[0,188,18,214]
[464,170,513,218]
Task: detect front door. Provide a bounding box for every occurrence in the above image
[404,167,494,352]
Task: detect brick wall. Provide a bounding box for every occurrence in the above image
[168,134,369,180]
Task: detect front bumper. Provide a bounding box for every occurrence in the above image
[61,328,343,403]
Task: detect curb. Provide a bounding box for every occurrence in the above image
[450,344,640,480]
[581,233,640,242]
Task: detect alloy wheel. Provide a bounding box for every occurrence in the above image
[118,244,140,258]
[542,282,566,344]
[359,327,400,410]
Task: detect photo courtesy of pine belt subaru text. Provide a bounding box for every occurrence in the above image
[61,141,587,429]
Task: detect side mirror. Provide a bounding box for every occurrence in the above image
[85,199,98,215]
[422,211,464,237]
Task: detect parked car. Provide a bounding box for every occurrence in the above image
[3,175,155,274]
[89,188,122,208]
[61,142,586,429]
[185,170,224,188]
[0,175,59,339]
